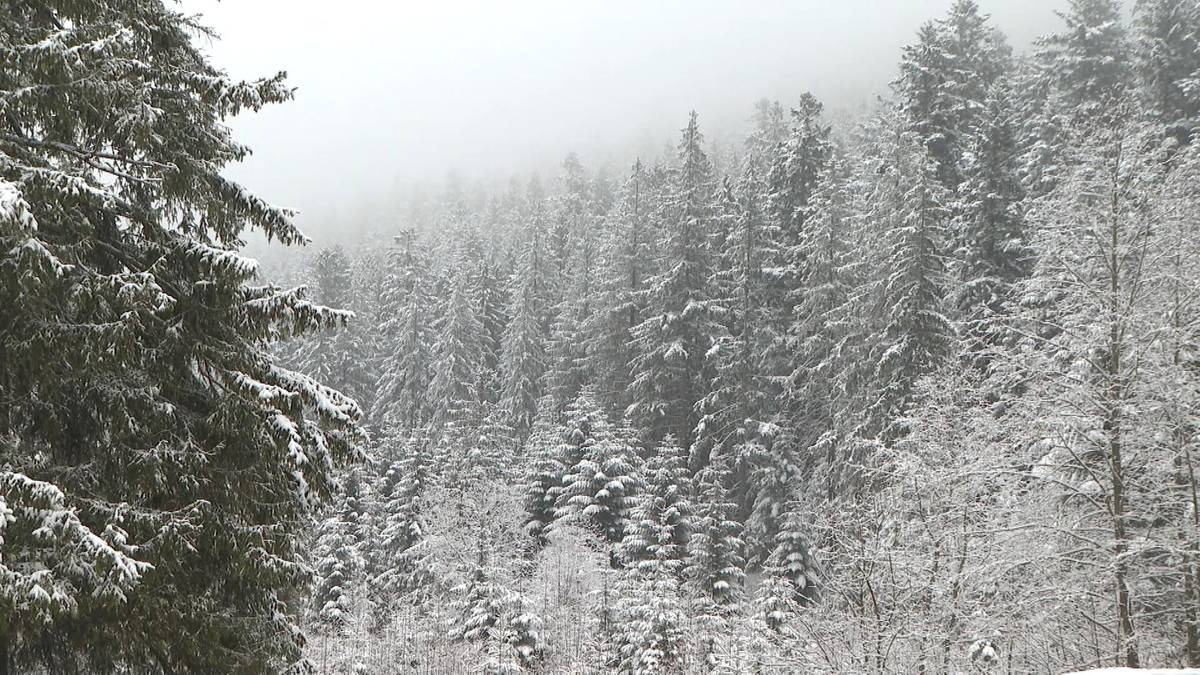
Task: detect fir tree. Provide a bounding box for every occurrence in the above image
[766,505,821,605]
[896,0,1011,189]
[0,3,363,671]
[372,231,435,430]
[556,392,642,545]
[366,432,434,620]
[1134,0,1200,144]
[768,93,834,250]
[684,469,746,607]
[292,246,375,411]
[628,112,720,447]
[584,161,657,418]
[310,469,369,633]
[522,396,567,542]
[429,262,486,429]
[1038,0,1133,124]
[865,128,955,442]
[620,436,693,571]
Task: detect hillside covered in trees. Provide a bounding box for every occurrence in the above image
[4,0,1200,673]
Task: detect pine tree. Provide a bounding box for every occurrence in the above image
[628,112,720,447]
[0,3,363,671]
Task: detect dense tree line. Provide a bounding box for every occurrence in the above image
[284,2,1200,672]
[4,0,1200,673]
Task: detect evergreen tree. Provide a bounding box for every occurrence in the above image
[1038,0,1133,124]
[628,112,720,447]
[616,565,688,674]
[521,396,566,542]
[366,432,434,620]
[865,128,955,442]
[546,223,598,411]
[767,93,833,251]
[428,262,486,429]
[556,392,642,545]
[293,246,375,410]
[784,151,861,501]
[765,505,821,605]
[310,469,368,633]
[684,468,746,607]
[584,161,657,417]
[449,541,508,643]
[372,231,435,430]
[744,98,789,178]
[953,78,1029,362]
[498,211,554,435]
[620,436,693,571]
[896,0,1011,188]
[1134,0,1200,144]
[0,3,363,670]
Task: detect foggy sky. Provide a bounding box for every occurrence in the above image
[187,0,1069,239]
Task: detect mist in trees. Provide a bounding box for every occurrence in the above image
[4,0,1200,673]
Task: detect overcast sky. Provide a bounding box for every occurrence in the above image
[186,0,1069,238]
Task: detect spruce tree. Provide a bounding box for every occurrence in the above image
[1134,0,1200,144]
[620,436,693,571]
[865,128,955,442]
[556,392,642,545]
[0,3,363,671]
[684,469,746,607]
[767,93,833,253]
[628,112,720,447]
[1038,0,1133,124]
[372,231,435,430]
[896,1,1011,189]
[428,262,486,429]
[310,469,369,633]
[521,396,566,542]
[953,79,1029,361]
[366,432,434,620]
[292,246,375,411]
[584,161,656,418]
[765,505,821,605]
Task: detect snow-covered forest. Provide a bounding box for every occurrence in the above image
[3,0,1200,673]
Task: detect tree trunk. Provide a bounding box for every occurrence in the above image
[1106,151,1138,668]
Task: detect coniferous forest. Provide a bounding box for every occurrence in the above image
[4,0,1200,673]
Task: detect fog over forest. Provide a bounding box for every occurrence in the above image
[6,0,1200,673]
[192,0,1068,244]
